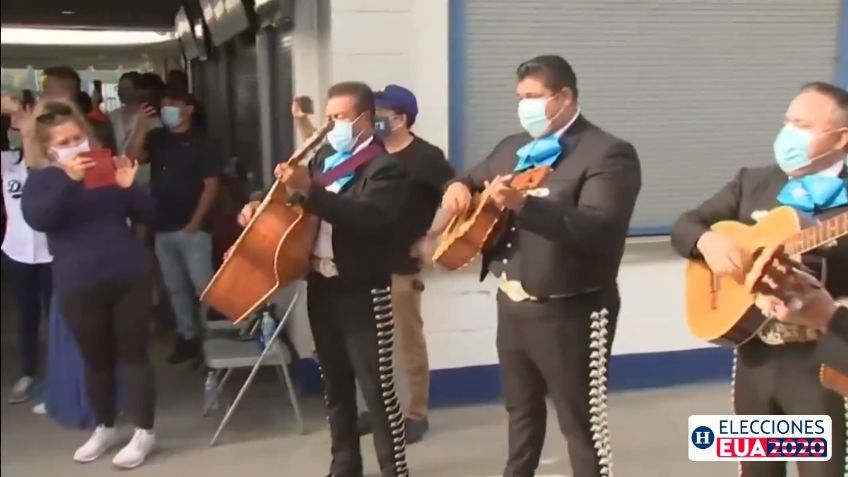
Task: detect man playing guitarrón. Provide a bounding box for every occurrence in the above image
[671,82,848,477]
[238,82,410,477]
[440,55,641,477]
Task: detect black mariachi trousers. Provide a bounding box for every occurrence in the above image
[307,272,408,477]
[497,286,620,477]
[734,341,847,477]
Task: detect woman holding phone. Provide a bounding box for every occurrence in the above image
[19,99,158,469]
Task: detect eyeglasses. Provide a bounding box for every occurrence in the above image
[36,104,74,124]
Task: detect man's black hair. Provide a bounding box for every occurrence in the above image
[43,65,81,91]
[138,72,166,94]
[327,81,376,118]
[76,91,93,114]
[119,71,142,88]
[800,81,848,124]
[516,55,578,98]
[167,70,189,94]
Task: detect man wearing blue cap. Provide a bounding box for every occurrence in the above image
[370,85,455,443]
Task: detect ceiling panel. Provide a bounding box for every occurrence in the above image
[1,0,182,29]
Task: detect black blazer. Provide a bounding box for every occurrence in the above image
[819,307,848,374]
[303,141,409,284]
[459,115,642,298]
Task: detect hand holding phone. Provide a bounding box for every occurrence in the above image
[292,96,314,117]
[80,149,117,189]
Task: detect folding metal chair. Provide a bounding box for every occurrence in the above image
[202,285,305,446]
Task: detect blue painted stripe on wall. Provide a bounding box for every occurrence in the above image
[840,0,848,87]
[628,226,672,237]
[447,0,467,171]
[293,347,733,407]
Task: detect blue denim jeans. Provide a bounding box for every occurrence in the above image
[154,231,213,340]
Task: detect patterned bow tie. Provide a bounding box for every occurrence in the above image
[514,134,563,172]
[322,150,355,189]
[777,174,848,213]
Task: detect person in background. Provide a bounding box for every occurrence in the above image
[20,98,157,468]
[167,69,207,133]
[126,89,222,365]
[670,81,847,477]
[366,85,454,442]
[41,66,116,152]
[108,72,144,154]
[1,98,53,405]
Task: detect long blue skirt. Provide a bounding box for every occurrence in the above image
[44,293,96,429]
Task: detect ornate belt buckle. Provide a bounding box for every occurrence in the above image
[318,258,339,278]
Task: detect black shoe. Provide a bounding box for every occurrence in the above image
[357,411,373,436]
[405,417,429,444]
[168,337,199,364]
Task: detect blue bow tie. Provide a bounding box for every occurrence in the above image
[514,134,563,172]
[322,150,355,189]
[777,174,848,213]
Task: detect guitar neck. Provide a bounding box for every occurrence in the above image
[784,212,848,255]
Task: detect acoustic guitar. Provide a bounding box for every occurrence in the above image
[433,167,550,270]
[685,206,848,346]
[200,122,332,323]
[743,243,848,397]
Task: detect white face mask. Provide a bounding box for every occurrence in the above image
[50,139,90,164]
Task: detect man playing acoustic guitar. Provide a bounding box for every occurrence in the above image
[671,81,848,477]
[239,82,411,477]
[440,55,641,477]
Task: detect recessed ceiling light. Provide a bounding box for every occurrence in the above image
[61,10,75,15]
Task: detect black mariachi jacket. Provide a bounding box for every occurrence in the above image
[458,115,642,298]
[302,141,410,284]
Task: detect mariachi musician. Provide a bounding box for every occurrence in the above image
[671,82,848,477]
[439,55,641,477]
[239,82,410,477]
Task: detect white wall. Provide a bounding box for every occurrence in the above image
[292,0,449,150]
[284,0,711,368]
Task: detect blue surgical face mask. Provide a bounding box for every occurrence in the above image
[773,124,843,173]
[161,106,182,128]
[327,113,363,153]
[518,97,553,138]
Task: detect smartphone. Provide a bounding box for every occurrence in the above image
[93,80,103,95]
[297,96,314,115]
[81,149,116,189]
[21,90,35,109]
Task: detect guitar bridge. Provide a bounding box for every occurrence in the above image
[710,274,719,310]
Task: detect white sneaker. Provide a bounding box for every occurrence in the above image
[8,377,34,404]
[112,428,156,469]
[74,425,117,463]
[32,402,46,415]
